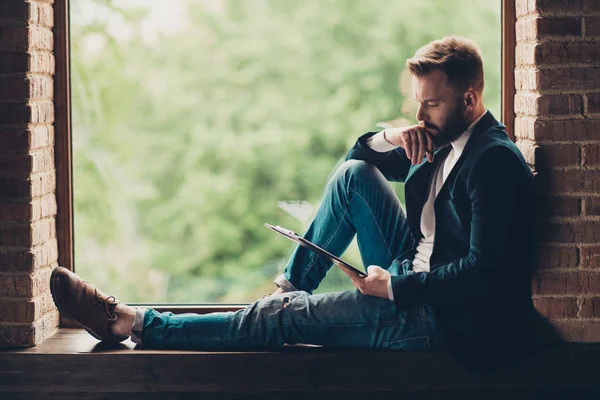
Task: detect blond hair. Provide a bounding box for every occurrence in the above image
[406,36,484,94]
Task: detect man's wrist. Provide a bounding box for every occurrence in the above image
[386,276,394,301]
[383,129,393,145]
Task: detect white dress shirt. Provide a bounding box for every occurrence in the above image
[366,112,485,300]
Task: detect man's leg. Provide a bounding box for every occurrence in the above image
[51,254,443,351]
[133,289,443,351]
[275,159,413,293]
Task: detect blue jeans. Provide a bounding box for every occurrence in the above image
[133,160,445,351]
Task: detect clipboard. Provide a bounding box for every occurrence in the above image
[265,223,367,279]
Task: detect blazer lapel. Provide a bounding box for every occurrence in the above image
[434,111,502,200]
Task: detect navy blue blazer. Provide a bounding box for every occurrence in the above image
[346,111,537,367]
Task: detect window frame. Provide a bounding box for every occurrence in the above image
[54,0,516,321]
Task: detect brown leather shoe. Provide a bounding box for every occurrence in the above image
[50,267,128,342]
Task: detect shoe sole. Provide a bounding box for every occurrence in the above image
[50,267,103,341]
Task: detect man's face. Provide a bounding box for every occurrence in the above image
[412,70,469,147]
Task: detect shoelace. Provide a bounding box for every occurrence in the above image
[92,289,119,322]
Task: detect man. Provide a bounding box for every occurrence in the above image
[51,36,536,367]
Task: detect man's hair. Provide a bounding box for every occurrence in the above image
[406,36,484,94]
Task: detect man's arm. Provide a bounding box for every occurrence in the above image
[345,131,412,182]
[388,145,532,309]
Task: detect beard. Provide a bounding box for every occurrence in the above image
[426,102,470,147]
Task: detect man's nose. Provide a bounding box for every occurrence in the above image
[415,106,426,122]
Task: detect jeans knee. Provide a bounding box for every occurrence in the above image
[328,159,375,187]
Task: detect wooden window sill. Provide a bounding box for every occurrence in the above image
[1,329,600,398]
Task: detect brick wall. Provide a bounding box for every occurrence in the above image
[0,0,59,346]
[515,0,600,341]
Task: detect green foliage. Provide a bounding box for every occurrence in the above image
[72,0,501,303]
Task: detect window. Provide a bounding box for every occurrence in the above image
[55,0,513,308]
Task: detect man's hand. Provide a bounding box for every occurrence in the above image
[350,265,392,299]
[384,124,435,165]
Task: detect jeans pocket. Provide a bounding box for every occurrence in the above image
[381,335,431,351]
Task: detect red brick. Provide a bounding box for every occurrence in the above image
[581,246,600,268]
[586,16,600,37]
[0,51,54,75]
[587,93,600,114]
[30,126,53,150]
[528,41,600,66]
[0,324,34,347]
[0,101,55,124]
[514,117,535,140]
[0,154,32,176]
[533,271,600,295]
[0,267,52,298]
[31,194,56,220]
[542,221,600,243]
[30,218,55,246]
[0,250,34,272]
[0,129,28,154]
[516,17,581,42]
[0,26,29,50]
[0,76,29,102]
[29,51,54,74]
[540,68,600,91]
[533,119,600,141]
[536,0,585,13]
[536,246,579,270]
[0,1,29,22]
[0,126,52,155]
[28,2,54,28]
[0,103,31,124]
[548,170,600,194]
[533,297,578,318]
[584,0,600,12]
[585,197,600,216]
[0,201,30,222]
[0,224,31,247]
[541,94,582,116]
[0,290,54,323]
[545,197,581,217]
[0,173,54,200]
[28,25,52,51]
[517,0,531,18]
[537,144,580,168]
[0,239,58,273]
[0,177,30,199]
[539,17,581,36]
[546,320,600,342]
[30,101,54,123]
[0,309,59,347]
[30,148,54,173]
[516,141,536,166]
[515,93,583,117]
[532,272,579,295]
[580,297,600,318]
[0,297,35,322]
[514,68,539,92]
[30,171,55,197]
[0,51,28,73]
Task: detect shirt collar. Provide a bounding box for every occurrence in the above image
[450,110,486,154]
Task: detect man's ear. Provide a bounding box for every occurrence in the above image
[464,89,477,110]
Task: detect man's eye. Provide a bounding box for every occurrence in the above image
[428,103,439,108]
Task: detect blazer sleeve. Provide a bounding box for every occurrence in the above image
[345,132,412,183]
[389,145,532,309]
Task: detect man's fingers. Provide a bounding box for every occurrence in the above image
[417,129,427,164]
[411,131,419,165]
[426,132,435,162]
[402,132,413,160]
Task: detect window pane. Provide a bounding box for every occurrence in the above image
[71,0,501,304]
